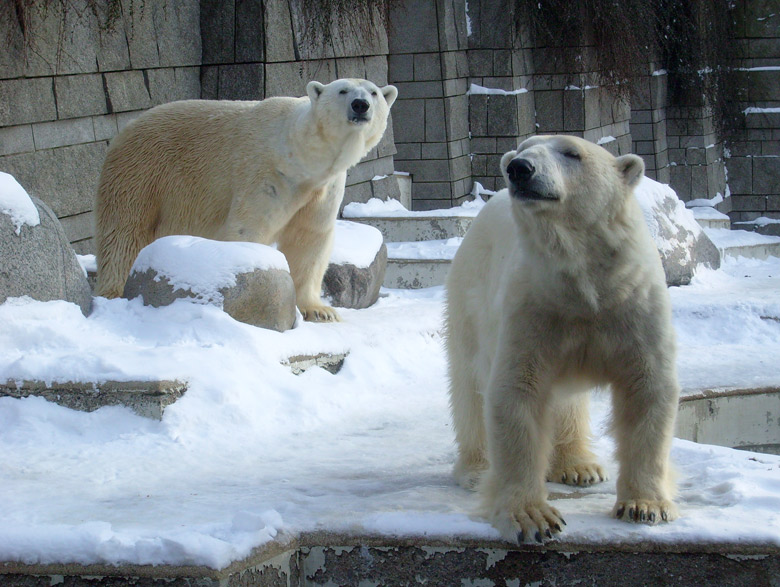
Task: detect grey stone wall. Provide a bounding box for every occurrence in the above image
[0,1,201,254]
[726,2,780,232]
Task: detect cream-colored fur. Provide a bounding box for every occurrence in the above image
[95,78,397,322]
[445,135,679,543]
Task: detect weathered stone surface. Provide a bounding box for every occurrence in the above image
[0,195,92,316]
[323,244,387,309]
[124,267,297,333]
[638,178,721,286]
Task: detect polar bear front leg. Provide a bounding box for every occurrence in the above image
[277,181,344,322]
[480,363,566,543]
[610,362,679,524]
[547,393,607,486]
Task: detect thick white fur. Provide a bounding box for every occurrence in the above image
[95,78,397,322]
[445,135,679,543]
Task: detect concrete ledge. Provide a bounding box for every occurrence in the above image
[0,379,187,420]
[677,386,780,454]
[2,533,778,586]
[349,216,474,243]
[384,258,452,289]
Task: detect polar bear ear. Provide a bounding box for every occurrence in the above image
[306,81,326,103]
[616,154,645,188]
[381,85,398,108]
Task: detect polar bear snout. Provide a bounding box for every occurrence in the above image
[506,157,556,202]
[351,98,370,115]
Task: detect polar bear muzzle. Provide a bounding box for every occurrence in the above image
[506,157,557,201]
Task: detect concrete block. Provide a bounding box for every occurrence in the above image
[155,2,201,67]
[414,53,442,81]
[445,95,469,139]
[748,70,780,102]
[425,99,447,142]
[236,0,265,63]
[218,64,264,100]
[0,78,57,126]
[0,125,34,156]
[200,65,219,99]
[32,118,95,150]
[394,143,421,160]
[413,182,452,200]
[55,5,99,75]
[669,164,692,200]
[470,137,496,154]
[264,0,296,62]
[95,16,131,71]
[370,175,402,202]
[55,74,107,120]
[116,110,143,132]
[469,94,489,136]
[392,99,425,143]
[563,90,585,131]
[364,56,389,85]
[449,154,472,182]
[388,1,439,54]
[402,159,451,183]
[335,57,367,81]
[123,3,160,69]
[264,60,336,98]
[0,141,108,218]
[421,143,449,159]
[726,157,753,195]
[201,0,235,64]
[392,81,443,99]
[389,54,414,82]
[487,95,519,137]
[444,77,468,98]
[534,90,563,132]
[754,157,780,195]
[469,49,493,77]
[104,70,151,113]
[342,181,373,209]
[59,210,95,243]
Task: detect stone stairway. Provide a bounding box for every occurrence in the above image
[349,204,780,290]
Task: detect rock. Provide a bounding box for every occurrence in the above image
[323,243,388,309]
[637,177,721,286]
[0,176,92,315]
[123,236,297,332]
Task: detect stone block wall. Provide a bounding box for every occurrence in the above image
[387,0,471,210]
[0,1,202,254]
[727,2,780,231]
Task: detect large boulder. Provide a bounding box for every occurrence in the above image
[123,236,297,332]
[636,177,721,286]
[323,220,387,309]
[0,173,92,315]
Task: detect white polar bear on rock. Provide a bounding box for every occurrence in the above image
[95,78,397,322]
[445,135,679,543]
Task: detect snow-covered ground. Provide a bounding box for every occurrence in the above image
[1,172,780,570]
[1,256,779,569]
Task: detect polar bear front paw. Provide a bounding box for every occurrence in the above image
[548,461,607,486]
[485,498,566,544]
[613,498,678,524]
[300,304,341,322]
[453,454,488,491]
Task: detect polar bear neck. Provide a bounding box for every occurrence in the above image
[516,201,657,315]
[285,104,370,184]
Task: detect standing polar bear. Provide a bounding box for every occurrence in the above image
[95,78,397,322]
[445,135,680,543]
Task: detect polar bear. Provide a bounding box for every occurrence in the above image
[445,135,679,543]
[95,78,397,322]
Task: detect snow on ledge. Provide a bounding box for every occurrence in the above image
[0,172,40,235]
[343,197,486,219]
[467,83,528,96]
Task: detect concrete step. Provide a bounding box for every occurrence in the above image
[704,227,780,260]
[348,215,474,243]
[383,239,461,289]
[689,206,731,230]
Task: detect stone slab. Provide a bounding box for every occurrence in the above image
[348,216,473,242]
[2,533,777,586]
[384,258,452,289]
[0,379,187,420]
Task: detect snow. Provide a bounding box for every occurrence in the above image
[2,179,780,569]
[131,236,289,303]
[467,83,528,96]
[330,220,384,268]
[686,193,724,208]
[386,238,463,261]
[735,217,780,228]
[635,176,703,254]
[744,107,780,114]
[0,172,40,235]
[690,206,730,221]
[343,197,485,218]
[705,227,780,249]
[597,135,615,145]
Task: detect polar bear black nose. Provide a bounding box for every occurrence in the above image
[351,99,370,115]
[507,158,535,184]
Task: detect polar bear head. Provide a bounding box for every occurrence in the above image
[500,135,645,228]
[306,78,398,158]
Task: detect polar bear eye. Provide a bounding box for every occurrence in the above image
[563,150,581,160]
[339,89,348,95]
[371,91,377,96]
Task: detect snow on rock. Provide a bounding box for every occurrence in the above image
[131,236,289,302]
[330,220,384,268]
[0,172,40,235]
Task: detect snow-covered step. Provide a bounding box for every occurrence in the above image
[689,206,731,230]
[350,215,473,243]
[383,238,461,289]
[704,227,780,260]
[342,197,484,243]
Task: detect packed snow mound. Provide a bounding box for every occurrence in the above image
[330,220,384,268]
